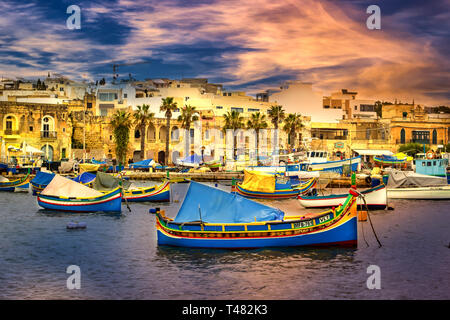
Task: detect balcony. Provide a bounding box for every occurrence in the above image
[41,131,57,139]
[4,129,19,136]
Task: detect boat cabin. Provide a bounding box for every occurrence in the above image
[415,158,448,177]
[306,151,328,163]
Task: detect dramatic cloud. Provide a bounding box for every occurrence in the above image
[0,0,448,105]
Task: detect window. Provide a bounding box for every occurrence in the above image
[432,129,437,144]
[231,107,243,113]
[354,106,357,110]
[360,104,375,112]
[98,92,117,101]
[216,106,223,109]
[87,102,92,109]
[400,128,405,144]
[248,108,260,112]
[29,126,33,132]
[124,93,127,99]
[412,130,430,144]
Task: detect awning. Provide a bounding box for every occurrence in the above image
[353,149,393,156]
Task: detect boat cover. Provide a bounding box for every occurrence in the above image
[0,176,9,182]
[240,170,275,193]
[174,181,284,223]
[41,175,103,197]
[92,171,131,191]
[72,172,96,184]
[387,170,447,188]
[79,163,100,173]
[179,154,203,164]
[31,171,55,185]
[130,159,155,168]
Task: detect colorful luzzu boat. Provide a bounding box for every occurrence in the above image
[30,171,56,195]
[153,181,358,249]
[123,180,170,202]
[374,154,407,165]
[298,184,387,210]
[93,171,170,202]
[0,173,31,192]
[37,175,122,213]
[232,170,316,199]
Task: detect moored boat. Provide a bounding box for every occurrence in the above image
[93,171,170,202]
[0,173,31,192]
[233,170,316,199]
[153,181,358,249]
[386,170,450,199]
[30,171,56,195]
[37,175,122,213]
[298,184,387,210]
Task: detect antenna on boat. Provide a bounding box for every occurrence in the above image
[198,204,203,223]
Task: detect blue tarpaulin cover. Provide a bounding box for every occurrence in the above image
[180,154,203,164]
[174,181,285,223]
[130,159,155,168]
[31,171,55,186]
[72,172,96,184]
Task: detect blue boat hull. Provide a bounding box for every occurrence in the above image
[157,217,357,249]
[37,189,122,213]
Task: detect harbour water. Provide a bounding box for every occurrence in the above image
[0,182,449,300]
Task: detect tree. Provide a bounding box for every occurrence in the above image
[247,112,268,162]
[283,113,304,152]
[398,142,430,157]
[267,105,285,154]
[223,110,244,160]
[160,97,178,165]
[110,110,132,165]
[178,105,199,158]
[374,101,383,118]
[133,104,154,161]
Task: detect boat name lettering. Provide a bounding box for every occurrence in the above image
[318,215,331,224]
[294,220,313,228]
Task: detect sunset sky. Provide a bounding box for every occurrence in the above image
[0,0,449,105]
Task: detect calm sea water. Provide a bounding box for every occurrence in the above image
[0,182,449,300]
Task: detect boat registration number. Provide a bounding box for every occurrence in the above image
[318,214,331,224]
[293,220,313,228]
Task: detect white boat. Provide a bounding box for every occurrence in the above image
[386,170,450,199]
[298,184,387,210]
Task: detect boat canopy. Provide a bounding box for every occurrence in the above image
[31,171,55,185]
[387,170,447,188]
[179,154,203,164]
[72,172,96,184]
[174,181,284,224]
[92,171,131,191]
[41,175,103,197]
[79,163,100,173]
[241,170,275,193]
[240,170,293,192]
[130,159,155,168]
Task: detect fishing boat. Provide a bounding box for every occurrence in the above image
[233,170,316,199]
[30,171,55,195]
[176,154,203,168]
[129,159,155,170]
[93,171,170,202]
[307,156,361,173]
[414,158,449,183]
[153,181,358,249]
[37,175,122,213]
[298,184,387,210]
[0,173,31,192]
[386,170,450,199]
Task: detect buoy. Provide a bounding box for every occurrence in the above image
[358,211,368,221]
[66,222,87,229]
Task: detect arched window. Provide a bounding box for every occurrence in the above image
[147,124,156,141]
[41,115,55,138]
[4,114,18,134]
[400,128,406,144]
[171,126,179,141]
[159,126,167,142]
[134,129,141,139]
[432,129,437,144]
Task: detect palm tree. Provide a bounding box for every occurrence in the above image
[160,97,178,165]
[110,110,132,166]
[223,110,244,160]
[133,104,155,161]
[247,112,268,162]
[283,113,304,152]
[267,105,285,154]
[178,105,199,158]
